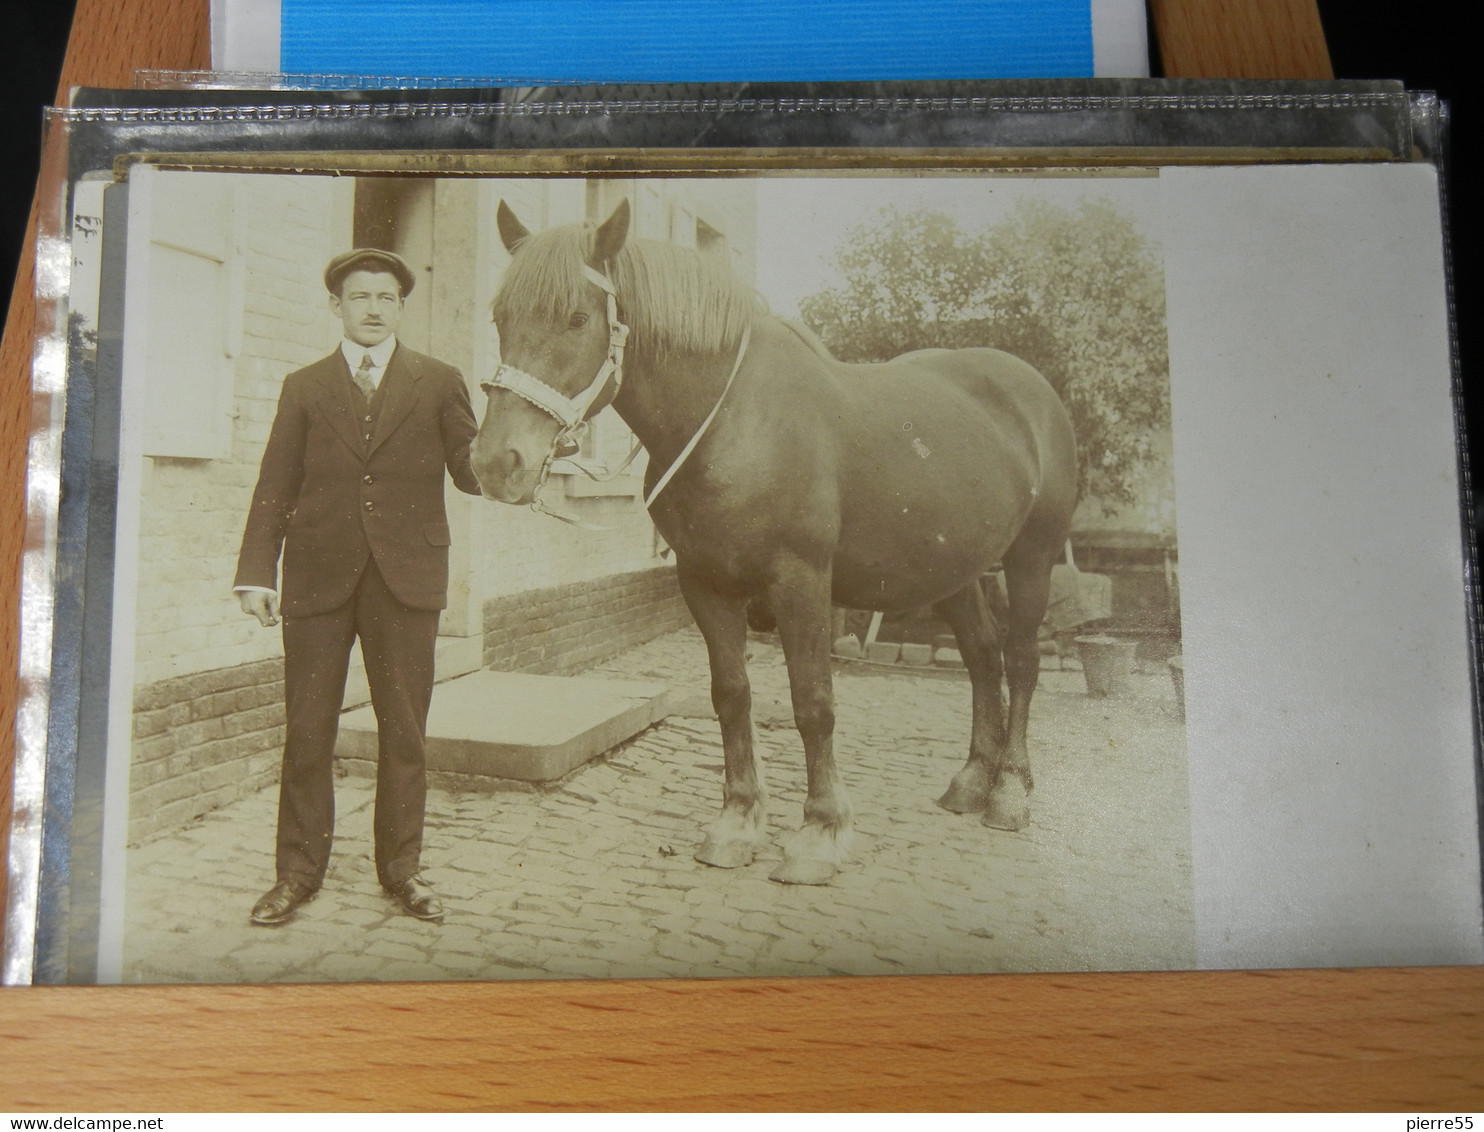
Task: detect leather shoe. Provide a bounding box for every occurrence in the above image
[386,874,444,922]
[250,878,317,926]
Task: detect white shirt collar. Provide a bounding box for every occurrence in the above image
[340,335,398,381]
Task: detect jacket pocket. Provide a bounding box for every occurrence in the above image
[424,521,452,547]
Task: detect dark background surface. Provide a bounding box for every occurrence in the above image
[5,2,79,321]
[1314,1,1476,531]
[1,1,1475,518]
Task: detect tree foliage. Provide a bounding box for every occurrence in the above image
[798,197,1170,508]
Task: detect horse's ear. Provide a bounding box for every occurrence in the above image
[591,198,631,267]
[496,200,531,253]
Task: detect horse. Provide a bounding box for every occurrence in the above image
[472,198,1078,885]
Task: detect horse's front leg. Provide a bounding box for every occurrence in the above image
[768,555,852,885]
[678,568,768,868]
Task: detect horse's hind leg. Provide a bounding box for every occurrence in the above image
[988,546,1060,831]
[767,555,852,885]
[678,569,768,869]
[934,580,1008,815]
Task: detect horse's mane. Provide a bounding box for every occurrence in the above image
[492,221,763,364]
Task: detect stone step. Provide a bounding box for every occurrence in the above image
[334,670,672,783]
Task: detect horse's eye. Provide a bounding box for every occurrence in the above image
[568,311,589,330]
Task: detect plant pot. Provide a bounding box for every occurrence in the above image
[1168,655,1185,719]
[1075,635,1138,696]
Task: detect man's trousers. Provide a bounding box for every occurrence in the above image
[274,558,440,890]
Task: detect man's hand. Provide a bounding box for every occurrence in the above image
[238,589,281,627]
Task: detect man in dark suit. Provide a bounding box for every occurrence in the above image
[235,248,482,927]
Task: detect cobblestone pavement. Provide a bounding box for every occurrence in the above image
[124,628,1195,984]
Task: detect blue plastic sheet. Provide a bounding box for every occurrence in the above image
[279,0,1096,82]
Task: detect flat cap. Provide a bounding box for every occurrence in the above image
[323,248,416,296]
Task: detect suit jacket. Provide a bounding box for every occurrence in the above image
[235,343,482,616]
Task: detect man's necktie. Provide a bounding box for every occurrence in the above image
[353,353,376,400]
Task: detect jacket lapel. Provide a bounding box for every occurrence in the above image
[310,351,367,458]
[368,344,422,455]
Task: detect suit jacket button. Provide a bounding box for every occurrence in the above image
[363,475,373,484]
[364,414,373,423]
[364,501,374,510]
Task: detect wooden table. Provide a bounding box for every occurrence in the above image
[3,0,1481,1112]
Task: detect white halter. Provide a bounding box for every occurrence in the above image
[481,265,632,524]
[483,264,630,433]
[482,261,749,527]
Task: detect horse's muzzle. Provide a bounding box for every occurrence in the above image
[472,446,537,505]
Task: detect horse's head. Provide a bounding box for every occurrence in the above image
[472,198,631,505]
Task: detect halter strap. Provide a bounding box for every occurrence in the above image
[574,264,630,420]
[486,364,589,429]
[645,324,751,509]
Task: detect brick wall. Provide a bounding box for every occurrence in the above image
[128,658,285,844]
[127,564,692,843]
[482,565,691,675]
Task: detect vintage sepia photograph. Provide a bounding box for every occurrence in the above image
[39,151,1476,988]
[85,165,1194,983]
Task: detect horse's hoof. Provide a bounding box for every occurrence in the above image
[981,777,1031,832]
[696,805,765,868]
[772,820,851,884]
[769,857,837,885]
[695,839,757,869]
[937,763,993,813]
